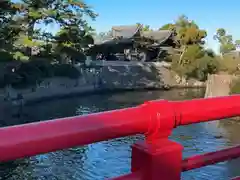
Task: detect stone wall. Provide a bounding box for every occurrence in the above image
[2,61,204,105]
[204,74,233,97]
[93,61,172,89]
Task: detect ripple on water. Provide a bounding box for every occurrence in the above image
[1,89,240,179]
[173,122,239,180]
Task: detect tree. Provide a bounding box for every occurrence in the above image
[142,25,151,31]
[11,0,97,56]
[0,0,98,88]
[160,15,207,65]
[213,28,236,55]
[0,1,25,62]
[0,1,20,49]
[160,15,219,80]
[205,48,215,58]
[136,23,152,31]
[235,40,240,49]
[159,23,175,31]
[54,25,95,64]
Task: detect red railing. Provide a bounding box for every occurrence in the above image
[1,95,240,179]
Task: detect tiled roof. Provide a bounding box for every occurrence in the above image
[141,30,172,43]
[93,25,173,45]
[111,25,140,38]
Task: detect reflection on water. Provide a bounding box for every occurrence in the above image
[0,88,240,179]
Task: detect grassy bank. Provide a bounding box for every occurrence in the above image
[230,77,240,94]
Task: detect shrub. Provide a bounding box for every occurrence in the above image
[0,51,14,62]
[52,64,81,79]
[188,55,219,81]
[230,77,240,94]
[171,54,219,81]
[12,62,43,88]
[216,56,240,75]
[13,51,29,62]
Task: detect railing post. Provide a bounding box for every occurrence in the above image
[131,139,183,180]
[129,100,183,180]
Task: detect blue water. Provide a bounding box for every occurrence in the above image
[0,88,240,180]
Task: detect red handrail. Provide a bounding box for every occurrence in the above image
[182,145,240,171]
[232,177,240,180]
[0,95,240,179]
[174,95,240,125]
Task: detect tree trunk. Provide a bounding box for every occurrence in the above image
[179,45,186,65]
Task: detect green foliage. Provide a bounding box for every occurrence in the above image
[5,0,97,59]
[179,24,206,46]
[0,0,97,88]
[190,55,219,80]
[0,1,20,50]
[52,64,81,79]
[213,28,236,54]
[165,15,207,46]
[27,58,54,77]
[235,40,240,48]
[55,25,94,48]
[230,77,240,94]
[217,56,240,75]
[142,25,151,31]
[160,15,207,68]
[1,3,240,89]
[205,49,215,58]
[159,23,175,30]
[181,45,205,64]
[161,15,219,81]
[3,60,81,88]
[0,51,14,62]
[163,17,240,81]
[13,51,29,61]
[171,51,219,81]
[136,23,152,31]
[0,0,96,88]
[15,62,43,86]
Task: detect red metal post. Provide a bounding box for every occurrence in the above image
[127,95,240,180]
[131,140,183,180]
[129,100,183,180]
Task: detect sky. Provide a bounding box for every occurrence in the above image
[86,0,240,53]
[40,0,240,53]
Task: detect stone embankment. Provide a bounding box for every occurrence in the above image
[1,61,205,106]
[204,74,233,98]
[203,74,238,133]
[87,61,205,89]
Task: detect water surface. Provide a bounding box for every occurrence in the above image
[0,88,240,180]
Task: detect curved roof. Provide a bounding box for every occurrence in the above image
[94,38,133,46]
[94,25,141,45]
[93,25,173,45]
[141,30,172,43]
[94,36,113,45]
[111,25,140,38]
